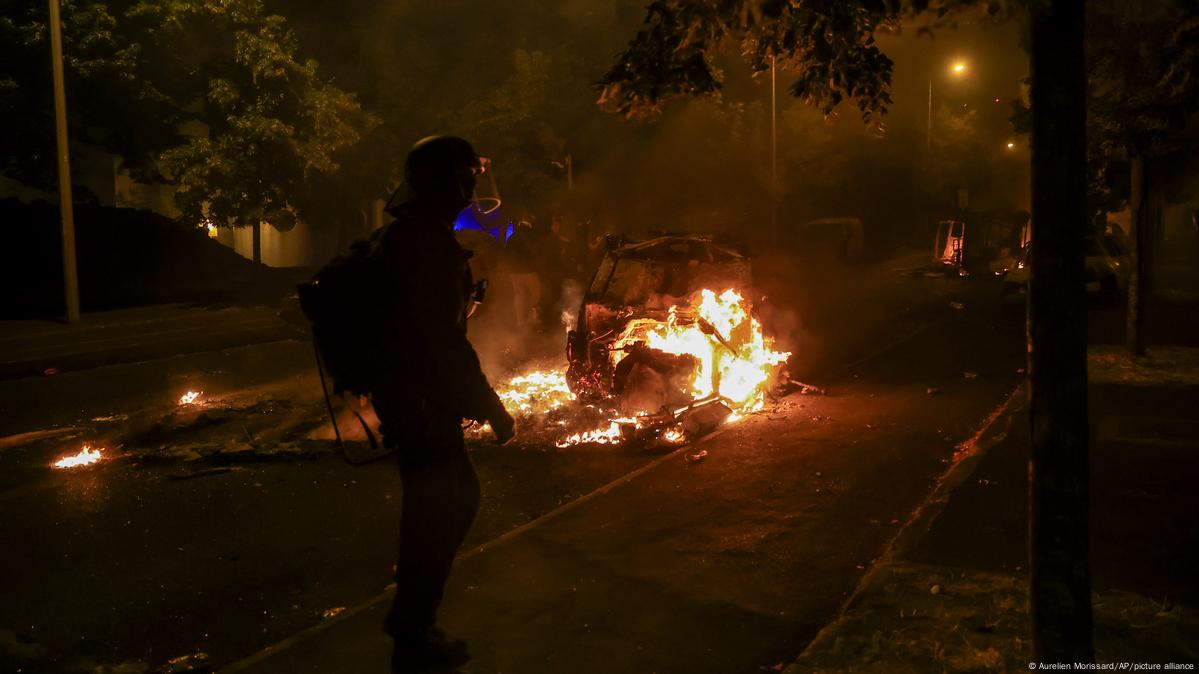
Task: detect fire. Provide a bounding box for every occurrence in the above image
[52,445,103,469]
[611,289,789,413]
[555,420,628,447]
[179,390,203,405]
[484,288,788,447]
[495,371,573,416]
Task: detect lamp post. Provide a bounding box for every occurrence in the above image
[48,0,80,323]
[927,60,969,152]
[770,54,778,245]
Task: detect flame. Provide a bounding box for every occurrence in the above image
[484,289,788,447]
[53,445,103,469]
[495,371,573,416]
[179,391,203,405]
[555,418,636,447]
[611,289,789,413]
[662,427,686,444]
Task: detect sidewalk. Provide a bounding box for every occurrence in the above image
[0,303,295,380]
[788,348,1199,672]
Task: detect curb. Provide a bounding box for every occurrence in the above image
[784,381,1026,672]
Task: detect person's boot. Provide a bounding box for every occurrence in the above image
[390,627,470,673]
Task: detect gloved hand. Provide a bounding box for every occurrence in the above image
[490,407,516,445]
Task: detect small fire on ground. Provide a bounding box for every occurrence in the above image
[179,390,203,405]
[52,445,103,469]
[483,288,789,448]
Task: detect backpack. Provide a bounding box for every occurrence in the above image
[296,236,385,397]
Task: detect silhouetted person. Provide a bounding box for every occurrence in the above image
[373,135,515,672]
[505,218,542,328]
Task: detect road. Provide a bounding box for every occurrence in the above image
[0,262,1025,673]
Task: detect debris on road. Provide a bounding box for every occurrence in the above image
[321,607,345,619]
[686,449,708,464]
[167,466,241,481]
[161,651,209,673]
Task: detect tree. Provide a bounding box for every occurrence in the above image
[1025,1,1092,660]
[1086,0,1199,355]
[1,0,379,262]
[599,0,1094,661]
[0,0,180,191]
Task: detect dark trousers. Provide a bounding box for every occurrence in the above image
[373,390,481,639]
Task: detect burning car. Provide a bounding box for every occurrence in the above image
[564,235,787,420]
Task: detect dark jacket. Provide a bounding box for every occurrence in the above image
[372,202,504,423]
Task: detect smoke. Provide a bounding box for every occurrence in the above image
[557,278,584,334]
[269,1,1031,381]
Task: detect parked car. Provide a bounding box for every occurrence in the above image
[565,235,751,401]
[1000,236,1128,305]
[795,217,865,263]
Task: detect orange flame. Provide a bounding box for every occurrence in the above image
[53,445,103,469]
[489,288,788,447]
[611,289,789,413]
[179,391,203,405]
[495,371,573,416]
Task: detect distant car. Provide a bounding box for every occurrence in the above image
[565,235,751,401]
[795,217,865,263]
[1001,237,1127,305]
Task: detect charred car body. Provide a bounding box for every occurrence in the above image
[565,235,757,412]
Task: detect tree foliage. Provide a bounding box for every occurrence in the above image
[0,0,177,189]
[1086,0,1199,210]
[0,0,378,228]
[597,0,900,123]
[448,49,566,207]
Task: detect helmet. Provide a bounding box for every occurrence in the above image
[404,135,482,199]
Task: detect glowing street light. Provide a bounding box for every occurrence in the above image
[928,59,972,151]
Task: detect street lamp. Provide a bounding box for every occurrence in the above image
[927,60,970,151]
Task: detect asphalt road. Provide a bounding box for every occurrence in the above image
[0,265,1025,673]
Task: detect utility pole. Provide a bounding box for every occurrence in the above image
[927,79,933,153]
[770,55,779,245]
[49,0,80,323]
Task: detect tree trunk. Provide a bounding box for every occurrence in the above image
[1028,0,1095,663]
[1126,154,1163,356]
[252,221,262,264]
[1127,155,1145,355]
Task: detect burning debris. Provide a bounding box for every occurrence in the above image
[52,445,103,469]
[607,288,789,413]
[178,390,204,406]
[495,371,574,416]
[487,285,790,449]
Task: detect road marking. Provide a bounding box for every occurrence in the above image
[218,423,739,674]
[0,426,84,451]
[841,322,930,371]
[219,317,941,673]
